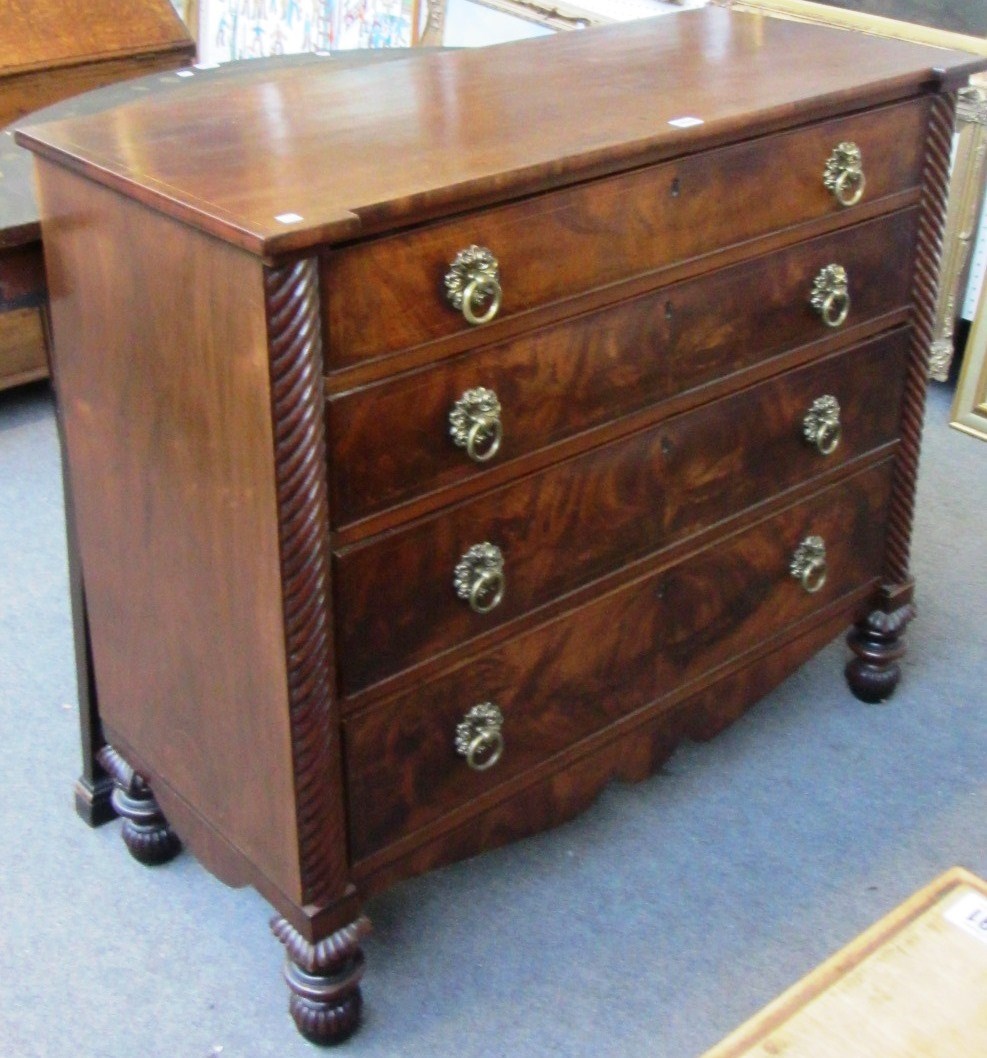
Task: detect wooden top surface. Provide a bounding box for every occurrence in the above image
[17,7,987,257]
[0,0,193,77]
[703,867,987,1057]
[0,51,415,251]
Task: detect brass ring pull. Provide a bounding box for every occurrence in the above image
[821,290,850,328]
[449,387,503,463]
[455,703,505,771]
[444,245,502,326]
[824,142,865,207]
[802,395,842,456]
[833,167,865,207]
[810,264,850,329]
[453,542,505,614]
[790,535,827,594]
[462,275,502,326]
[469,568,505,613]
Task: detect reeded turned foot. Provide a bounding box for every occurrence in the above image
[96,745,182,865]
[845,601,915,703]
[272,915,372,1045]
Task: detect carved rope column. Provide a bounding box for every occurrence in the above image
[929,76,987,381]
[846,90,957,703]
[263,258,369,1044]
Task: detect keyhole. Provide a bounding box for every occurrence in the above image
[670,176,681,198]
[665,300,674,322]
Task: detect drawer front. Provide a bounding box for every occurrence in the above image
[324,97,928,369]
[334,331,908,695]
[344,459,895,861]
[329,210,918,526]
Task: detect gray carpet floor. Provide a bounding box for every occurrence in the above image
[1,378,984,1058]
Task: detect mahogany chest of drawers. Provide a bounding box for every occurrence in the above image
[18,9,986,1043]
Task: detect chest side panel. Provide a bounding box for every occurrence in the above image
[36,162,307,903]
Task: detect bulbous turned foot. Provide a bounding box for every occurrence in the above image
[845,600,916,704]
[272,915,372,1045]
[96,745,182,865]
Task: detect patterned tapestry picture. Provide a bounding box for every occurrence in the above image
[199,0,417,64]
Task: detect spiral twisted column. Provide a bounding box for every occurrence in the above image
[884,90,957,586]
[264,260,349,907]
[847,90,957,704]
[263,259,369,1043]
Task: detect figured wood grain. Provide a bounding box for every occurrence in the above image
[329,209,919,525]
[345,461,895,860]
[15,10,986,256]
[324,102,927,369]
[34,160,309,906]
[334,334,907,695]
[353,597,867,891]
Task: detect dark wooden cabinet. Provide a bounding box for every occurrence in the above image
[18,9,986,1044]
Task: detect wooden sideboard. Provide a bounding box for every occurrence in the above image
[0,0,194,128]
[0,0,194,391]
[19,10,986,1043]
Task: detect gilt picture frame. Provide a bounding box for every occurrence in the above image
[950,275,987,440]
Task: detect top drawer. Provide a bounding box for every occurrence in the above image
[322,97,929,370]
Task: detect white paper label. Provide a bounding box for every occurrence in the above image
[668,116,704,129]
[275,213,304,225]
[175,70,194,78]
[944,891,987,946]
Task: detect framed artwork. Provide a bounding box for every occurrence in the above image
[198,0,419,65]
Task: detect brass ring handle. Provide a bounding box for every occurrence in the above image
[833,166,865,207]
[449,387,503,463]
[469,568,505,614]
[802,395,842,456]
[444,245,502,327]
[467,416,503,462]
[455,703,505,772]
[466,729,505,771]
[790,535,827,595]
[453,542,506,614]
[824,142,865,207]
[821,290,850,328]
[462,275,503,326]
[810,264,850,329]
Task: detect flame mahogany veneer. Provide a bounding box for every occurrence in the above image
[18,9,987,1044]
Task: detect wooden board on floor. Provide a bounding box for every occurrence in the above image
[703,867,987,1057]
